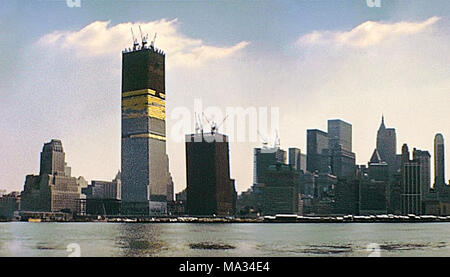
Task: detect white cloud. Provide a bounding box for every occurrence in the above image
[38,19,249,68]
[297,16,440,47]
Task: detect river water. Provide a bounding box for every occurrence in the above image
[0,222,448,257]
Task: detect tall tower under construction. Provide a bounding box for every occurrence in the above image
[121,32,171,216]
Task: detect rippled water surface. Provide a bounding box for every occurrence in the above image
[0,222,448,257]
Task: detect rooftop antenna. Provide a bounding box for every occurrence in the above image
[131,27,139,51]
[139,25,148,48]
[150,33,157,49]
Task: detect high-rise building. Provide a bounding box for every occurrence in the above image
[327,120,356,178]
[121,40,172,216]
[185,132,236,216]
[288,147,306,172]
[263,163,300,216]
[20,139,81,213]
[328,119,352,152]
[306,129,329,173]
[253,146,286,185]
[413,148,431,196]
[434,133,446,190]
[376,116,398,171]
[400,144,422,215]
[329,144,356,178]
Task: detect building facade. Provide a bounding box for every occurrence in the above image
[121,41,172,216]
[185,132,236,216]
[376,116,398,171]
[306,129,329,173]
[263,163,300,216]
[20,140,81,213]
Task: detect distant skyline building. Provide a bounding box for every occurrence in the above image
[120,40,172,216]
[288,147,306,172]
[306,129,329,173]
[400,144,422,215]
[20,139,81,213]
[327,119,356,178]
[413,148,431,196]
[328,119,352,152]
[376,116,398,171]
[434,133,446,189]
[253,146,287,185]
[263,163,300,216]
[185,132,236,216]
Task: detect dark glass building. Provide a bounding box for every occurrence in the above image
[306,129,329,173]
[185,132,236,216]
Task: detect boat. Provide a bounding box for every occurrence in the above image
[28,218,42,223]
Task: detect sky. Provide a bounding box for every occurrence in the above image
[1,0,450,194]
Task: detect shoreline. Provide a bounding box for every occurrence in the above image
[2,216,450,224]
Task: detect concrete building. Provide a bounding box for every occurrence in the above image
[263,163,300,216]
[185,132,236,216]
[20,139,81,214]
[121,40,172,216]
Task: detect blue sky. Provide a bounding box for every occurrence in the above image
[1,0,450,193]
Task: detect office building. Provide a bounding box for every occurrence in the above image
[0,192,20,219]
[288,148,307,172]
[185,132,236,216]
[413,148,431,196]
[376,116,398,171]
[328,119,352,152]
[306,129,329,173]
[434,134,446,190]
[254,146,287,185]
[263,163,300,215]
[400,144,422,215]
[121,38,172,216]
[20,139,81,213]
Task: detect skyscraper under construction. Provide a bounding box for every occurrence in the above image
[121,32,172,216]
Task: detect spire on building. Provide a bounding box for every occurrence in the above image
[369,148,382,164]
[379,115,386,130]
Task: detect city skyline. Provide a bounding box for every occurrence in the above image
[1,1,450,194]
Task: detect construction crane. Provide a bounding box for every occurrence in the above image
[139,25,148,48]
[150,33,157,49]
[194,112,203,134]
[257,130,269,148]
[131,27,139,50]
[202,113,228,135]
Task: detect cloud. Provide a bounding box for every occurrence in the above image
[297,16,440,47]
[38,19,249,68]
